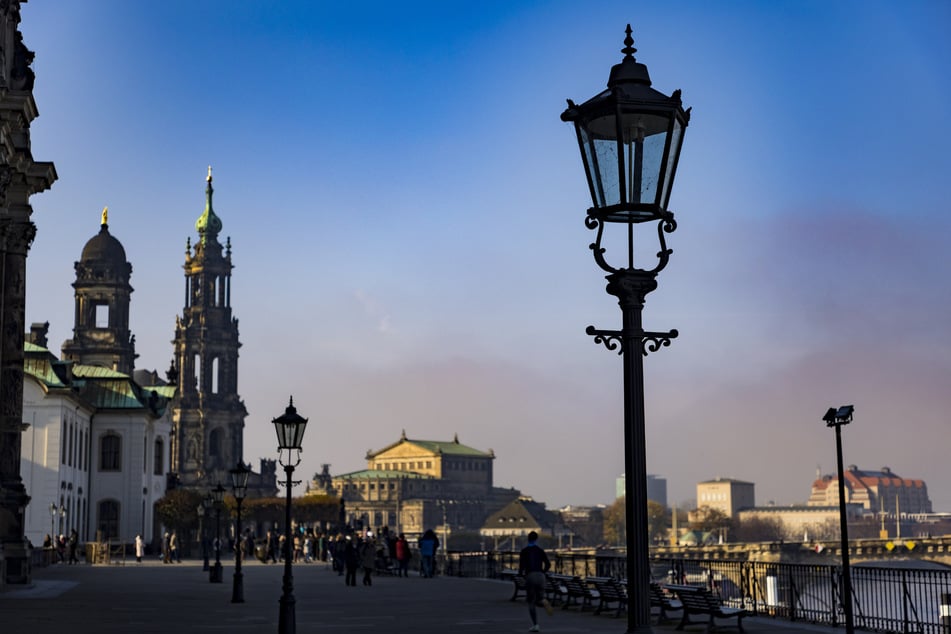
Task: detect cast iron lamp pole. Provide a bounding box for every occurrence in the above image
[197,502,206,570]
[48,502,56,542]
[230,461,251,604]
[562,25,689,634]
[824,405,856,634]
[210,483,225,583]
[274,397,308,634]
[201,494,213,571]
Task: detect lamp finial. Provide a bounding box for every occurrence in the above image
[101,206,108,226]
[621,24,637,59]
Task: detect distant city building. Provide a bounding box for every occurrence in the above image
[697,477,755,517]
[317,431,521,540]
[615,473,668,507]
[481,496,561,548]
[808,465,932,515]
[557,504,605,547]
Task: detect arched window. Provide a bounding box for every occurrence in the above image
[154,438,164,475]
[211,357,219,394]
[100,433,121,471]
[97,499,120,539]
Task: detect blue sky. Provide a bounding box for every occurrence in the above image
[19,1,951,511]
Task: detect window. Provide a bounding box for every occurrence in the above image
[100,433,121,471]
[154,439,164,475]
[95,304,109,328]
[97,500,119,539]
[211,357,219,394]
[209,428,222,462]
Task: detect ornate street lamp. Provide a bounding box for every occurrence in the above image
[230,461,251,604]
[273,397,308,634]
[210,483,225,583]
[562,24,689,634]
[824,405,856,634]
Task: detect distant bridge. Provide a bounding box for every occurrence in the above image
[651,536,951,567]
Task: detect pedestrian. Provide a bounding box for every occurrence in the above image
[418,529,439,578]
[135,534,144,563]
[265,529,277,563]
[518,530,552,633]
[57,534,66,563]
[343,534,359,587]
[162,532,171,563]
[395,533,411,578]
[170,530,180,563]
[67,529,80,564]
[361,534,376,586]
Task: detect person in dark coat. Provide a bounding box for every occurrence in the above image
[343,535,359,587]
[518,531,552,632]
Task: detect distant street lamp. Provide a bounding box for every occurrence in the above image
[273,397,308,634]
[562,24,689,634]
[197,499,208,571]
[48,502,56,541]
[230,461,251,604]
[60,504,67,534]
[824,405,856,634]
[210,483,225,583]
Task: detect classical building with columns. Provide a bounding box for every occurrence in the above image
[0,0,56,585]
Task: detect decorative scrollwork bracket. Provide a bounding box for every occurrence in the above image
[586,326,679,356]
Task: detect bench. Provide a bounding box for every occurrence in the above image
[650,582,683,624]
[500,569,527,601]
[554,574,598,611]
[666,584,746,632]
[588,576,627,617]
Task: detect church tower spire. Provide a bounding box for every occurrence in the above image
[61,208,137,373]
[170,168,246,487]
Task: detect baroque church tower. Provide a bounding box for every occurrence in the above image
[170,168,247,487]
[61,208,137,372]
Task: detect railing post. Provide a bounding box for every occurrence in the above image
[901,569,909,634]
[940,592,951,634]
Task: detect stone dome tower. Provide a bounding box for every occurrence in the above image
[61,207,137,373]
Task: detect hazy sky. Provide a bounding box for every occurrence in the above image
[19,1,951,511]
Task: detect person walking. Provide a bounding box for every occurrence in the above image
[67,529,80,564]
[135,534,145,563]
[343,535,359,587]
[519,530,552,633]
[162,532,171,564]
[395,533,411,578]
[418,529,439,578]
[361,535,376,586]
[170,530,181,563]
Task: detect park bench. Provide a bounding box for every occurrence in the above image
[501,569,527,601]
[650,582,684,623]
[665,584,747,632]
[553,573,598,611]
[588,576,627,617]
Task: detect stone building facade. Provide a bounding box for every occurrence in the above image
[0,0,56,584]
[808,465,932,515]
[696,477,755,518]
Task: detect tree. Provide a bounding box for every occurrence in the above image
[154,488,204,532]
[733,515,786,543]
[603,496,625,547]
[690,506,733,541]
[601,497,668,546]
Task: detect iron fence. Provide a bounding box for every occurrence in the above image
[445,549,951,633]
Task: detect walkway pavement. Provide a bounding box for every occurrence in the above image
[0,559,840,633]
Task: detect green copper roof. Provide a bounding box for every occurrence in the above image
[195,166,222,244]
[336,469,434,480]
[407,439,491,457]
[23,344,67,388]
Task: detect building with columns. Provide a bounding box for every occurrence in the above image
[0,0,57,585]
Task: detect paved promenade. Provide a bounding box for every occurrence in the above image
[1,559,838,634]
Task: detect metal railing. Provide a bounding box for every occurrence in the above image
[441,549,951,633]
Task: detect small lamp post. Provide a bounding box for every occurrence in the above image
[230,461,251,604]
[824,405,855,634]
[197,501,208,571]
[48,502,56,541]
[210,482,225,583]
[202,494,213,570]
[273,397,308,634]
[562,24,689,634]
[60,504,67,535]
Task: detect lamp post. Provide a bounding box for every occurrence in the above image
[60,504,67,535]
[197,500,208,571]
[230,461,251,604]
[824,405,856,634]
[562,25,689,634]
[273,397,308,634]
[48,502,56,541]
[210,483,225,583]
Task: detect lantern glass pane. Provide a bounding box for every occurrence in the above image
[660,119,683,209]
[579,114,621,208]
[618,112,669,207]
